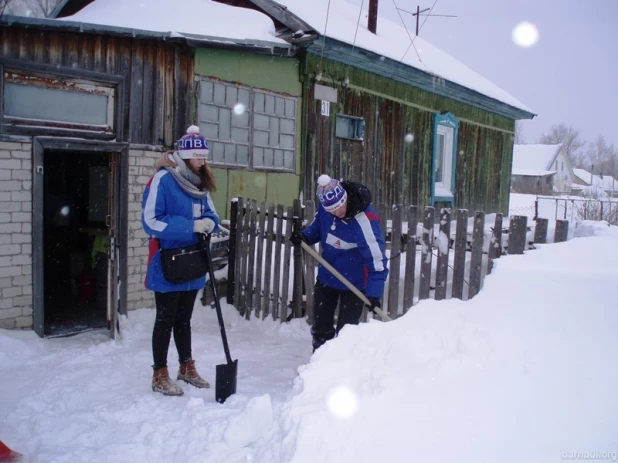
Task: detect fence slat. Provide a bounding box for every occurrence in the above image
[261,203,275,319]
[487,213,503,275]
[245,200,258,319]
[468,211,485,299]
[292,199,304,319]
[419,206,434,300]
[303,200,316,325]
[434,208,451,301]
[554,219,569,243]
[403,205,418,313]
[280,206,294,323]
[451,209,468,300]
[239,199,251,316]
[272,204,284,321]
[233,198,244,309]
[387,204,402,318]
[226,199,238,304]
[253,202,267,318]
[508,215,528,255]
[534,218,548,244]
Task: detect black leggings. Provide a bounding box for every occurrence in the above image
[311,280,364,351]
[152,290,198,370]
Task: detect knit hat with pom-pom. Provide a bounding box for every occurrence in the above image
[316,174,347,212]
[177,125,209,160]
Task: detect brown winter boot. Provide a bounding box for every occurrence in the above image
[152,366,184,396]
[177,359,210,388]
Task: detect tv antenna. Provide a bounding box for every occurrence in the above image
[398,5,457,36]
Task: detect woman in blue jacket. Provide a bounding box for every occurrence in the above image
[142,126,219,396]
[290,174,389,351]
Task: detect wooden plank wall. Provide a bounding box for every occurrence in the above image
[0,27,194,146]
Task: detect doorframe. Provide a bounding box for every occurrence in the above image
[32,137,129,338]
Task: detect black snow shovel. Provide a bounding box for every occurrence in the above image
[299,241,393,322]
[201,233,238,403]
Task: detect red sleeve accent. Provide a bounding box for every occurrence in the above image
[365,212,380,222]
[144,238,159,287]
[145,176,154,188]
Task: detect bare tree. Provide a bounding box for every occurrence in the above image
[514,120,525,144]
[1,0,61,17]
[539,123,586,167]
[585,135,618,179]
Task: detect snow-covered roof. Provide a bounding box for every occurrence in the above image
[57,0,287,47]
[512,169,556,177]
[512,144,563,176]
[573,169,617,191]
[573,168,592,185]
[274,0,532,113]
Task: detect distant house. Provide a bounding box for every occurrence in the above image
[572,168,617,197]
[511,144,573,195]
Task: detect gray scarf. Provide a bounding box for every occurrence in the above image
[165,152,209,199]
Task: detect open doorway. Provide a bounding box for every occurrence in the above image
[42,151,111,336]
[33,138,128,339]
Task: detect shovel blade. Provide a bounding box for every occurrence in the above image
[215,359,238,404]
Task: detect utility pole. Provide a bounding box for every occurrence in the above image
[398,5,457,37]
[368,0,378,34]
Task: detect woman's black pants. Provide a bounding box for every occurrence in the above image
[152,290,198,370]
[310,280,364,351]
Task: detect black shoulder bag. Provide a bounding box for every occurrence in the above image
[158,235,209,284]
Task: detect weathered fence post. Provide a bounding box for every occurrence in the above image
[272,204,285,321]
[434,208,451,301]
[387,204,403,318]
[238,199,251,316]
[303,201,316,324]
[451,209,468,300]
[292,199,304,319]
[253,202,267,318]
[419,206,435,300]
[245,199,258,319]
[227,198,239,304]
[508,215,528,255]
[468,211,485,299]
[403,205,418,313]
[280,206,294,322]
[261,203,275,319]
[534,218,548,244]
[554,219,569,243]
[487,213,503,275]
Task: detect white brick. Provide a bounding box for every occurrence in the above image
[21,202,32,213]
[13,170,31,181]
[11,212,30,223]
[12,233,31,244]
[21,243,32,254]
[0,319,15,329]
[0,266,21,277]
[13,295,31,306]
[0,202,21,213]
[0,245,20,256]
[0,159,22,169]
[0,213,10,223]
[0,192,11,201]
[0,171,10,180]
[22,181,32,191]
[0,142,22,150]
[0,278,12,288]
[22,222,31,233]
[0,256,11,266]
[0,223,21,233]
[3,286,23,298]
[0,298,14,309]
[11,151,30,159]
[13,254,31,265]
[14,316,32,329]
[0,181,21,191]
[13,275,32,286]
[11,191,30,201]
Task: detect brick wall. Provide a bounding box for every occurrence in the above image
[0,141,33,329]
[126,148,160,312]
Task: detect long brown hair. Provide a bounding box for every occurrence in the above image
[198,162,217,192]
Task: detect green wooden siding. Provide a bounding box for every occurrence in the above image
[302,53,517,215]
[194,49,303,217]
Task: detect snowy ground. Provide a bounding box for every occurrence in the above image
[1,221,618,463]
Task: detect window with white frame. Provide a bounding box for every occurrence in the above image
[432,112,459,204]
[198,78,296,171]
[1,63,117,137]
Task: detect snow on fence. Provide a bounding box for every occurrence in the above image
[225,198,568,322]
[536,196,618,225]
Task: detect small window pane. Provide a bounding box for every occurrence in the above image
[212,142,225,163]
[232,110,249,128]
[275,97,285,116]
[285,99,295,117]
[200,81,214,103]
[253,147,264,167]
[254,92,265,113]
[219,108,231,140]
[274,150,284,168]
[280,134,294,150]
[214,83,226,105]
[264,94,275,114]
[435,133,445,183]
[224,143,236,164]
[203,122,218,140]
[280,119,294,134]
[269,118,279,147]
[231,127,249,144]
[283,151,294,170]
[335,116,364,140]
[263,148,274,168]
[226,86,238,107]
[237,144,249,166]
[254,130,268,146]
[254,114,269,131]
[239,88,251,108]
[199,104,218,123]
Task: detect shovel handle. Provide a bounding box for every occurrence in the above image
[199,233,234,364]
[300,241,392,322]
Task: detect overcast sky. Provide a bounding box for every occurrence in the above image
[350,0,618,147]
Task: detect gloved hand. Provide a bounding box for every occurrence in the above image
[193,218,215,234]
[366,297,381,314]
[289,231,307,247]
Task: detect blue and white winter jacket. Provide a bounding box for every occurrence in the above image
[301,181,388,298]
[142,169,219,293]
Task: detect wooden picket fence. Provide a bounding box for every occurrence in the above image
[224,198,569,323]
